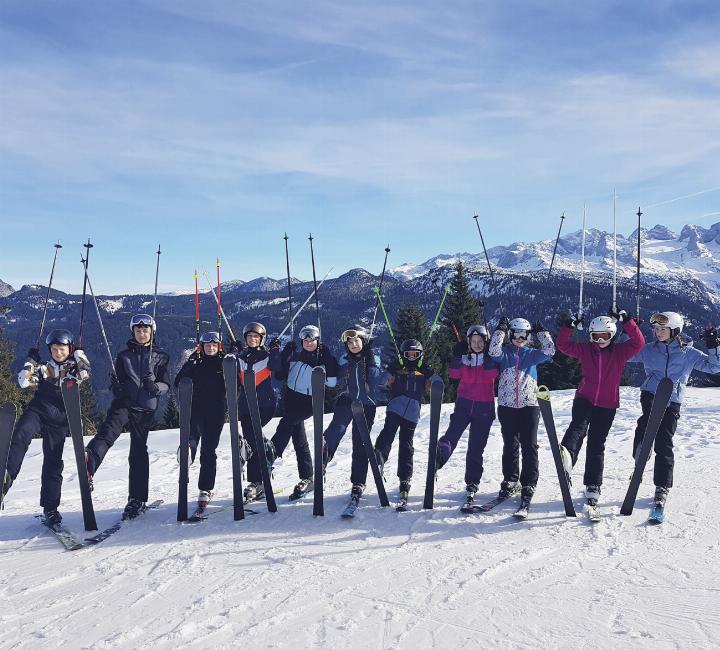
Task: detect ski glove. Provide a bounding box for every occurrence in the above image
[702,327,718,349]
[268,337,281,353]
[556,311,575,329]
[496,316,510,333]
[530,321,546,334]
[454,340,468,356]
[608,306,628,322]
[228,339,243,355]
[110,375,126,399]
[73,349,91,370]
[188,351,202,363]
[142,372,159,395]
[27,347,41,364]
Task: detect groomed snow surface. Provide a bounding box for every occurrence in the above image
[1,387,719,649]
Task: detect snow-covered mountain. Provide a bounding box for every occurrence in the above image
[391,222,720,304]
[0,278,15,298]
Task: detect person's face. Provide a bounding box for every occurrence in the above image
[347,337,363,354]
[654,326,671,342]
[203,341,219,356]
[511,332,528,348]
[245,332,261,348]
[469,334,485,353]
[594,336,612,349]
[133,325,152,345]
[50,344,70,363]
[302,338,318,352]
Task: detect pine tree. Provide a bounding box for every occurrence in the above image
[537,349,581,390]
[79,378,102,436]
[163,391,179,429]
[0,308,34,414]
[395,303,429,347]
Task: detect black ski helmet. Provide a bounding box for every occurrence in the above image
[45,329,74,353]
[400,339,423,365]
[243,322,267,346]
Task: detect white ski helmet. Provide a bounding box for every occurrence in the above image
[466,324,489,340]
[650,311,684,337]
[509,318,532,337]
[130,313,156,333]
[588,316,617,341]
[298,324,320,341]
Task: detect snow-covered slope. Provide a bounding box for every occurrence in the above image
[392,223,720,304]
[1,387,719,648]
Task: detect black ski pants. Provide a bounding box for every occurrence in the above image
[7,399,68,511]
[190,410,227,492]
[87,400,156,502]
[498,405,540,489]
[633,390,681,488]
[270,390,313,481]
[324,401,376,486]
[240,404,278,483]
[374,411,416,483]
[560,397,617,487]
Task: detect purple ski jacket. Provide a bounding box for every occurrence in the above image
[556,318,645,409]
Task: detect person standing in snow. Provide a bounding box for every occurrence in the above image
[488,316,555,516]
[555,308,645,508]
[627,312,720,510]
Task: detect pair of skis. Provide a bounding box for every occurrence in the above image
[177,356,277,522]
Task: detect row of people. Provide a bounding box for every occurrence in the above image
[2,308,719,523]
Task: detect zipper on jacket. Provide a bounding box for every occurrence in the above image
[593,350,603,405]
[515,351,520,408]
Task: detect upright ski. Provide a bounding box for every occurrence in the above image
[0,403,18,513]
[350,400,389,507]
[536,386,576,517]
[620,377,674,516]
[311,366,326,516]
[243,369,277,513]
[60,377,97,531]
[84,499,164,545]
[423,376,445,509]
[176,377,193,522]
[222,355,245,521]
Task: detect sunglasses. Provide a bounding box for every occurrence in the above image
[341,329,364,343]
[200,331,221,343]
[591,332,612,342]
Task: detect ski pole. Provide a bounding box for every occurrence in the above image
[612,191,617,314]
[149,244,161,361]
[373,286,403,365]
[82,260,116,377]
[194,270,200,353]
[35,241,62,349]
[578,203,587,330]
[547,212,566,282]
[636,206,642,321]
[429,284,450,334]
[216,258,223,350]
[369,244,391,341]
[283,233,294,339]
[78,238,93,347]
[202,270,236,342]
[278,268,334,338]
[472,214,505,314]
[308,233,321,337]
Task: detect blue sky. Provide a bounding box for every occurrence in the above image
[1,1,719,294]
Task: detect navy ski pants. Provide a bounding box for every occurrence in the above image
[498,405,540,488]
[324,401,376,486]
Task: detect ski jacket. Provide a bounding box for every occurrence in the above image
[384,360,434,424]
[628,337,720,404]
[237,347,277,413]
[17,355,90,414]
[269,344,338,396]
[112,339,170,412]
[335,349,382,406]
[448,352,498,404]
[556,318,645,408]
[488,330,555,408]
[174,353,226,413]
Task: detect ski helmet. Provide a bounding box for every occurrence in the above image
[400,339,423,364]
[130,313,156,332]
[45,329,74,353]
[466,324,489,340]
[243,322,267,345]
[650,312,684,337]
[340,326,368,345]
[298,324,320,341]
[509,318,532,339]
[588,316,617,342]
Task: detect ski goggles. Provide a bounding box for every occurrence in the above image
[591,331,612,342]
[649,313,669,327]
[199,331,221,344]
[403,350,422,361]
[510,329,529,340]
[131,314,155,328]
[340,329,364,343]
[299,326,320,341]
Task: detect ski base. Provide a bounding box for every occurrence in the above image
[186,503,258,522]
[474,487,521,513]
[84,499,163,544]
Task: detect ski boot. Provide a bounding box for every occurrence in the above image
[654,486,669,507]
[342,483,364,518]
[198,490,213,507]
[396,480,411,511]
[514,486,534,519]
[122,497,146,521]
[42,508,63,527]
[498,480,519,499]
[649,486,669,524]
[289,478,314,501]
[584,485,601,522]
[243,482,264,504]
[460,482,479,513]
[85,449,98,492]
[559,444,573,486]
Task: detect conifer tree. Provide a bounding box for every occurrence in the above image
[163,391,179,430]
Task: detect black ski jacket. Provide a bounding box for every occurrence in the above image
[175,353,226,414]
[113,339,170,412]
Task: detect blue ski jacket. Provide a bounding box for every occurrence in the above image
[335,349,382,406]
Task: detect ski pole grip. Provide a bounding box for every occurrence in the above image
[536,385,550,401]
